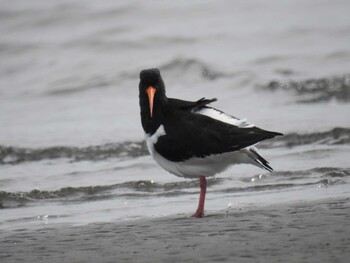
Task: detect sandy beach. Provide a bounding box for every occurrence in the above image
[1,197,349,263]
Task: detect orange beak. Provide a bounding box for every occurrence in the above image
[146,86,156,118]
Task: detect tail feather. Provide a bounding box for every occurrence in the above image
[249,147,273,172]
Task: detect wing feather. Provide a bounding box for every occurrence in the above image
[155,103,281,162]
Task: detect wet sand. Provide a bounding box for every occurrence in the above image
[1,197,349,263]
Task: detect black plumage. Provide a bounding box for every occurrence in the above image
[139,68,282,165]
[138,68,282,217]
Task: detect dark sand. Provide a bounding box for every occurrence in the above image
[1,198,349,263]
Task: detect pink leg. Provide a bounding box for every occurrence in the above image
[192,176,207,218]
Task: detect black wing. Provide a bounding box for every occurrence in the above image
[155,100,281,162]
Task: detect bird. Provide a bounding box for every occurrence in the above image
[138,68,282,218]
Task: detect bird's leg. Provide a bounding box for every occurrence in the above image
[192,176,207,218]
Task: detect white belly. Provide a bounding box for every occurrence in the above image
[151,149,249,178]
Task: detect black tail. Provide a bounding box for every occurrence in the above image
[249,147,274,172]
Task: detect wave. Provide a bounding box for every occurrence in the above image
[259,127,350,148]
[226,167,349,194]
[160,58,257,81]
[159,58,229,81]
[1,167,348,209]
[0,179,220,209]
[263,74,350,103]
[0,141,148,165]
[119,58,254,83]
[45,58,255,97]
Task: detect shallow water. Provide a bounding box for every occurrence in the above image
[1,0,350,232]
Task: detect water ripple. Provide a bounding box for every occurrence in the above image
[263,74,350,103]
[1,167,348,209]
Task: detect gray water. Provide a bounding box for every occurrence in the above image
[1,0,350,232]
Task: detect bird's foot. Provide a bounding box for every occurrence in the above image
[191,210,204,218]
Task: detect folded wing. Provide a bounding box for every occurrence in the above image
[155,98,282,162]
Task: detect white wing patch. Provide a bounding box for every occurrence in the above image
[148,125,166,144]
[195,107,254,128]
[145,124,166,156]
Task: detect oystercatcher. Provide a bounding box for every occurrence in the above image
[139,68,282,218]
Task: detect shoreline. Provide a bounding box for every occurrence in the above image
[1,197,349,263]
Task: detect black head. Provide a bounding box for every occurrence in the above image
[139,68,167,121]
[139,68,162,87]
